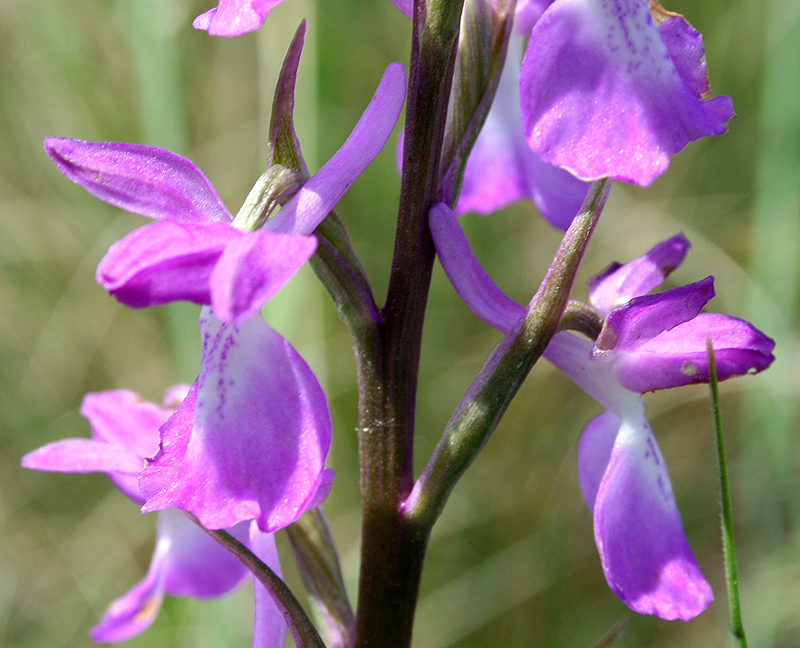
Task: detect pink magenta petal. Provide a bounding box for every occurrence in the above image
[193,0,284,37]
[520,0,734,185]
[97,220,241,309]
[455,34,590,229]
[210,229,317,323]
[89,537,168,642]
[588,233,691,315]
[21,439,143,477]
[140,309,332,532]
[250,523,288,648]
[594,278,715,355]
[267,63,407,235]
[80,390,168,459]
[387,0,412,19]
[580,410,713,620]
[159,509,250,597]
[44,138,232,224]
[613,312,776,392]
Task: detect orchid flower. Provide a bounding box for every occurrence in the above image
[520,0,735,185]
[21,388,286,645]
[429,202,774,619]
[42,63,407,533]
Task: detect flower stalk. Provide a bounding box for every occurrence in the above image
[707,339,749,648]
[353,0,467,646]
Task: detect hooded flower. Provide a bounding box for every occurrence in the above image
[429,202,774,619]
[520,0,735,185]
[21,388,286,646]
[43,63,407,532]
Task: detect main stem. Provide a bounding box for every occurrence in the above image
[353,1,464,647]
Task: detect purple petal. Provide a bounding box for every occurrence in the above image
[193,1,284,37]
[21,389,174,503]
[89,537,167,642]
[140,309,332,532]
[455,34,590,229]
[97,220,241,308]
[159,509,250,597]
[44,138,232,224]
[210,230,317,323]
[580,410,713,620]
[250,524,288,648]
[80,390,167,459]
[514,0,557,35]
[267,63,407,235]
[520,0,734,185]
[20,439,143,477]
[429,203,523,332]
[594,277,715,355]
[612,312,776,392]
[387,0,412,19]
[588,233,691,315]
[653,7,715,102]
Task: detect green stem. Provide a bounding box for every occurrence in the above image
[353,0,465,647]
[405,179,609,529]
[200,524,327,648]
[707,339,748,648]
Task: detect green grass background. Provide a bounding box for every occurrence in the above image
[2,0,799,646]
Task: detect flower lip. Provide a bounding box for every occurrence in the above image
[519,0,735,185]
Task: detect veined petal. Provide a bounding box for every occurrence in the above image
[581,410,713,620]
[594,277,715,355]
[613,312,776,392]
[210,229,317,323]
[193,1,284,37]
[520,0,734,185]
[456,34,590,229]
[44,138,232,224]
[159,509,250,597]
[140,309,332,532]
[250,523,288,648]
[267,63,407,235]
[97,220,241,308]
[588,233,690,315]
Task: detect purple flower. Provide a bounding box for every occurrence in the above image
[429,202,774,619]
[44,63,406,324]
[193,1,287,37]
[520,0,735,185]
[21,388,286,645]
[41,64,406,531]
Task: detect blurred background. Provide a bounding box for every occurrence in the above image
[1,0,798,646]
